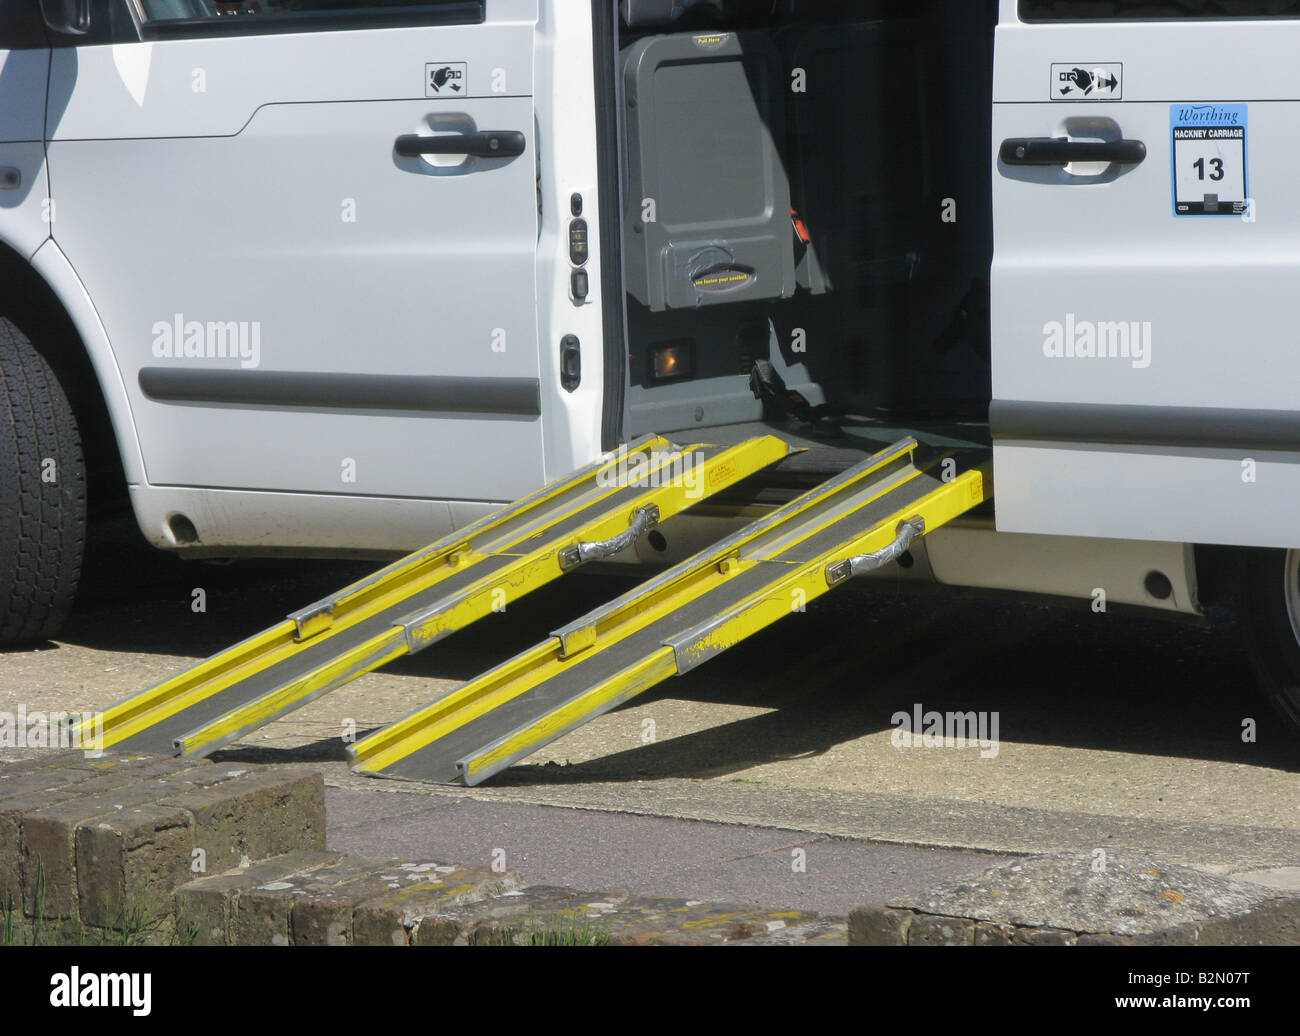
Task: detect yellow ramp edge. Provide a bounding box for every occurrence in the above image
[349,441,989,785]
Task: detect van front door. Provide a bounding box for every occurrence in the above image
[45,0,607,541]
[991,0,1300,548]
[0,1,51,263]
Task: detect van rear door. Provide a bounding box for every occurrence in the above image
[991,0,1300,548]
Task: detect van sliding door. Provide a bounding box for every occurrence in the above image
[991,0,1300,548]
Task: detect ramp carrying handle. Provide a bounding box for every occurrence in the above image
[825,516,925,586]
[559,505,660,571]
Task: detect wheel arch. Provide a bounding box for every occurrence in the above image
[0,238,143,514]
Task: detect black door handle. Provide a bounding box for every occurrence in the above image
[395,131,526,158]
[1000,137,1147,167]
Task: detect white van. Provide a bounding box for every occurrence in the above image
[4,0,1300,741]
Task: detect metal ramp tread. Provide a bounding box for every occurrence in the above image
[81,434,792,758]
[347,437,989,785]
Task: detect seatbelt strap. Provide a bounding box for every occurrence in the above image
[748,359,834,426]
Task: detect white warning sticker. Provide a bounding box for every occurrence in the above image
[426,62,467,97]
[1051,63,1122,101]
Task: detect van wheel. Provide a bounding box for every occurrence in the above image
[1238,548,1300,737]
[0,317,86,644]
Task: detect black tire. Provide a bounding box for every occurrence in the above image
[0,316,86,644]
[1238,548,1300,737]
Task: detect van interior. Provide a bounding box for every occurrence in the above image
[615,0,999,496]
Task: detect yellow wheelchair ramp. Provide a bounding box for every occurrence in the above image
[84,434,792,758]
[348,437,989,785]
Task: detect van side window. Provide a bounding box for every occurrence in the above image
[0,0,50,48]
[128,0,484,38]
[1021,0,1300,18]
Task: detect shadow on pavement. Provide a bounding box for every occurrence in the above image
[34,515,1300,780]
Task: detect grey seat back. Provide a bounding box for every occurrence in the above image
[622,31,796,312]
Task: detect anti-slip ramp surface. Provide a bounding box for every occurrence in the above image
[348,438,989,786]
[82,434,792,758]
